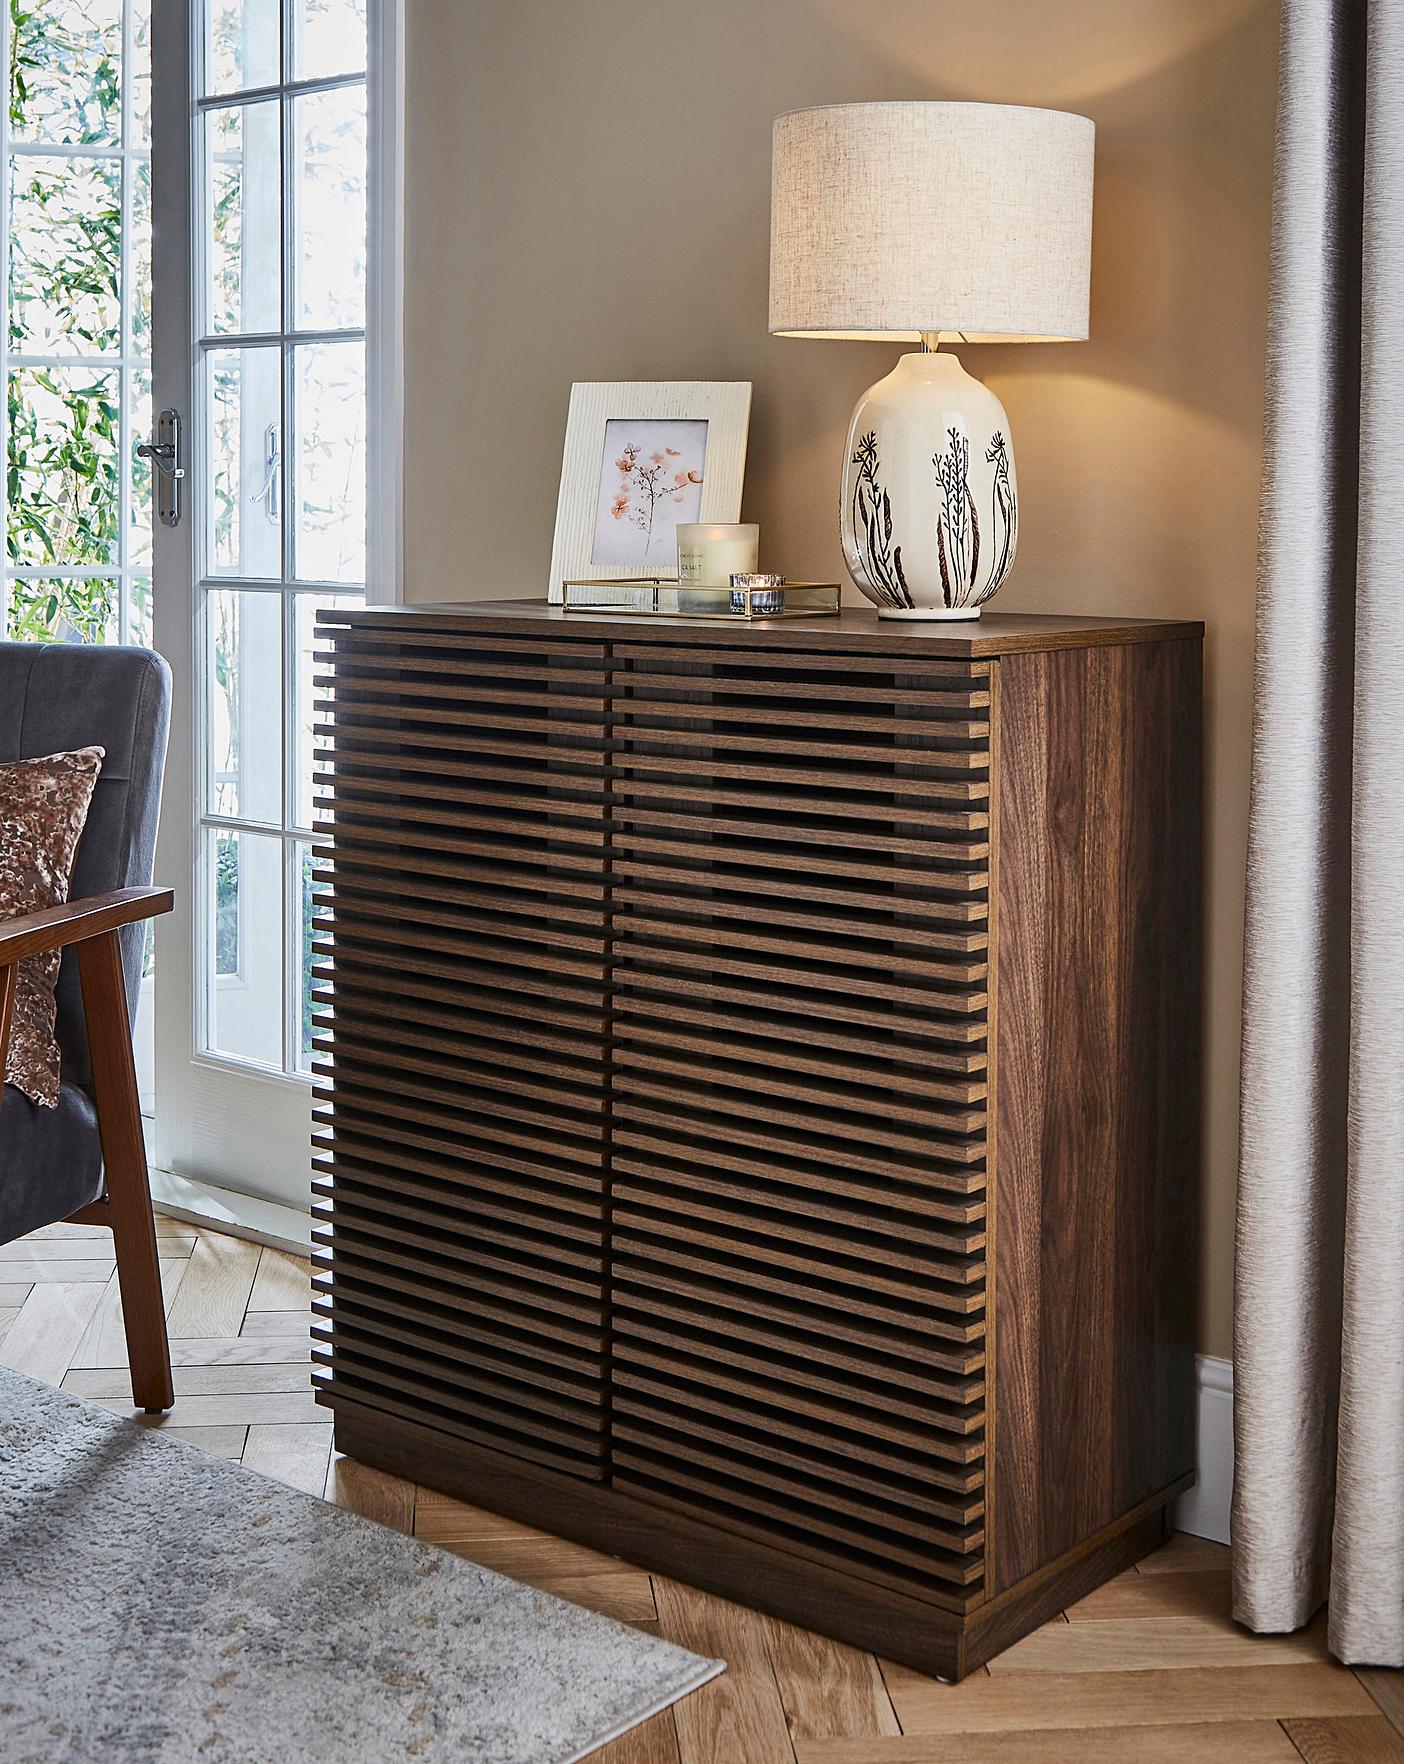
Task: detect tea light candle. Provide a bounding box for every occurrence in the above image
[677,523,760,586]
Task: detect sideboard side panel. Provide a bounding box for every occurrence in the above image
[992,637,1201,1591]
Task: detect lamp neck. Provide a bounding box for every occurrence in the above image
[919,331,942,354]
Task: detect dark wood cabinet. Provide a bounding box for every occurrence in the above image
[311,601,1202,1680]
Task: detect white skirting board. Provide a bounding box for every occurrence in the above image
[148,1166,313,1258]
[1174,1355,1234,1545]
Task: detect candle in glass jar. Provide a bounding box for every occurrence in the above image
[677,523,760,586]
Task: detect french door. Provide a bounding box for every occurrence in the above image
[151,0,398,1209]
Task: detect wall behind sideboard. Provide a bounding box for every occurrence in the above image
[401,0,1280,1361]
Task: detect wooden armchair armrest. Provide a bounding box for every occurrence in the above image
[0,886,173,968]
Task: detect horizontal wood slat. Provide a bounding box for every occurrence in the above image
[612,994,989,1073]
[608,642,992,676]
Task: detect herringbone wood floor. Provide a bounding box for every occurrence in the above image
[3,1217,1401,1764]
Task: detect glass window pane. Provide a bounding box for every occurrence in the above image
[9,0,123,147]
[131,156,152,354]
[207,345,282,578]
[203,0,280,96]
[129,368,153,567]
[131,0,152,148]
[294,590,358,828]
[206,827,283,1066]
[7,366,120,566]
[206,588,283,823]
[295,840,326,1073]
[6,576,118,643]
[293,0,367,80]
[128,575,153,648]
[8,155,122,354]
[292,84,366,331]
[205,101,280,336]
[293,341,364,583]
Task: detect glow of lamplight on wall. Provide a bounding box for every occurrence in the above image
[808,0,1268,108]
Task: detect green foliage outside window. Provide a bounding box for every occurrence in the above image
[6,574,114,641]
[5,0,148,646]
[215,836,240,977]
[9,0,121,146]
[8,366,120,564]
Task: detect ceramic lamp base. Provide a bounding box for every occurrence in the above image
[840,349,1019,619]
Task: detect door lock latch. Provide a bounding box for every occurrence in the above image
[137,409,184,528]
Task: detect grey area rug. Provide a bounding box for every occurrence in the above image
[0,1368,721,1763]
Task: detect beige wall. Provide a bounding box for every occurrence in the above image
[403,0,1280,1359]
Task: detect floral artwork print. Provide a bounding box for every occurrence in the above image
[845,432,914,610]
[611,441,703,554]
[589,417,708,567]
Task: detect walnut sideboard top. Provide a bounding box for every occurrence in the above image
[320,598,1202,657]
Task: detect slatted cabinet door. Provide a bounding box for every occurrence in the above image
[606,643,992,1604]
[310,618,612,1479]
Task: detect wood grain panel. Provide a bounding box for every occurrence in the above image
[794,1724,1304,1762]
[991,641,1200,1589]
[1283,1716,1404,1764]
[883,1664,1374,1735]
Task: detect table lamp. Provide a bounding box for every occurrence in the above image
[770,102,1094,619]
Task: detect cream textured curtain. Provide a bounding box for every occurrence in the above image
[1233,0,1404,1666]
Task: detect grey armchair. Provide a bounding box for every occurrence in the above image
[0,642,175,1411]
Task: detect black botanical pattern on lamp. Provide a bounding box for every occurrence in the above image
[847,432,913,609]
[933,427,981,607]
[985,431,1018,594]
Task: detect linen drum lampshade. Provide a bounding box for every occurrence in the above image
[770,102,1095,618]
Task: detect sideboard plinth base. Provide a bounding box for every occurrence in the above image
[327,1394,1192,1683]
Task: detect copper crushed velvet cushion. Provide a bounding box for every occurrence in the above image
[0,746,105,1107]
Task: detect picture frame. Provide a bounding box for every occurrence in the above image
[547,381,752,602]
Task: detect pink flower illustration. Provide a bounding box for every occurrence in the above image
[609,436,705,554]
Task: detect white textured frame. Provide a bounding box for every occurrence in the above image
[547,381,752,601]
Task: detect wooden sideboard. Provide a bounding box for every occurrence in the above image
[310,600,1202,1680]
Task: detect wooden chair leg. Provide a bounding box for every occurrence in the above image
[76,929,173,1413]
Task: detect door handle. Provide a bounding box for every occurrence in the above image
[137,409,184,528]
